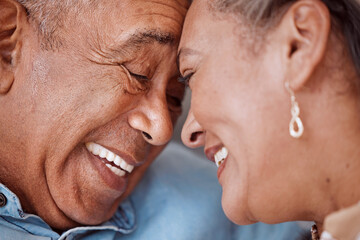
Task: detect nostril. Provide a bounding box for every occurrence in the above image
[142,131,152,140]
[190,131,203,142]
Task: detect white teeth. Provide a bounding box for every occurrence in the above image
[126,165,134,173]
[120,161,128,172]
[106,164,125,177]
[214,147,229,167]
[106,152,115,162]
[99,149,107,158]
[93,144,100,155]
[114,156,121,166]
[86,142,135,175]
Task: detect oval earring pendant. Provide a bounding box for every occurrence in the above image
[285,82,304,139]
[289,116,304,138]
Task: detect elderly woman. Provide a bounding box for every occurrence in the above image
[179,0,360,239]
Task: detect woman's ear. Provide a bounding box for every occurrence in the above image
[0,0,27,94]
[279,0,331,91]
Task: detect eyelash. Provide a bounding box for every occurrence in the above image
[178,72,194,87]
[120,64,149,83]
[129,72,149,83]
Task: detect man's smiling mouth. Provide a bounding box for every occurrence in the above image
[85,142,135,177]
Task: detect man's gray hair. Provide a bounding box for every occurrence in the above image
[16,0,96,49]
[17,0,192,50]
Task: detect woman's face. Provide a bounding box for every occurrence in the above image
[179,0,310,224]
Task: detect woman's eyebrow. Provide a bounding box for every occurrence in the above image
[176,48,200,69]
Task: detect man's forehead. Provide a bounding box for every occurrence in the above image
[89,0,188,43]
[105,0,188,26]
[89,28,178,65]
[124,0,188,34]
[128,0,190,12]
[83,0,189,63]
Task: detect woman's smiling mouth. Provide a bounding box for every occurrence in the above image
[214,147,228,168]
[214,147,229,180]
[205,145,229,180]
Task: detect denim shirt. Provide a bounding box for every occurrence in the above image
[0,183,136,240]
[0,142,305,240]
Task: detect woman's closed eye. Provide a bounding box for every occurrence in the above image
[178,72,194,87]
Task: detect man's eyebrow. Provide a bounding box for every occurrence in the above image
[129,30,175,45]
[108,29,176,58]
[176,48,200,70]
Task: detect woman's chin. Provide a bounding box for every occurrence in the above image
[224,209,258,226]
[221,195,257,225]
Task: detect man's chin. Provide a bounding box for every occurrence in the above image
[45,144,165,230]
[47,200,121,230]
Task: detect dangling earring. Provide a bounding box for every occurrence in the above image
[285,82,304,138]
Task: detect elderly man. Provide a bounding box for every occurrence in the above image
[0,0,189,238]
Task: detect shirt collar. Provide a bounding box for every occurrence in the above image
[0,183,25,218]
[0,183,136,238]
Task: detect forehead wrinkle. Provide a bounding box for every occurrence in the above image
[90,29,176,63]
[81,26,123,65]
[137,12,185,30]
[147,0,189,14]
[135,0,188,31]
[109,30,176,58]
[149,0,189,9]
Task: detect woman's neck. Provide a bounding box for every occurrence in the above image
[301,72,360,228]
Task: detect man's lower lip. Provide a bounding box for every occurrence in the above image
[217,159,227,181]
[87,149,128,192]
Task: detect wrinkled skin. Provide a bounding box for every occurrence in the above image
[0,0,188,230]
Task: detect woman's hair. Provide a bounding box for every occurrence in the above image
[213,0,360,77]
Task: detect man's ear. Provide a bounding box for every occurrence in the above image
[0,0,27,94]
[279,0,331,91]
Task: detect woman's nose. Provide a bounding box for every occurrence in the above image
[181,108,205,148]
[128,92,173,146]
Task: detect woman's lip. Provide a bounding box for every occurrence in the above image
[217,158,227,181]
[86,148,127,192]
[204,144,224,162]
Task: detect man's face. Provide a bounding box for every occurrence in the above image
[0,0,188,229]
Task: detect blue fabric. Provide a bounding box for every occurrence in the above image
[121,142,304,240]
[0,142,304,239]
[0,183,136,240]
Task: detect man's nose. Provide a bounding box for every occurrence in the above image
[128,91,173,146]
[181,107,205,148]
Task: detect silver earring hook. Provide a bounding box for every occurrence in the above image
[285,82,295,101]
